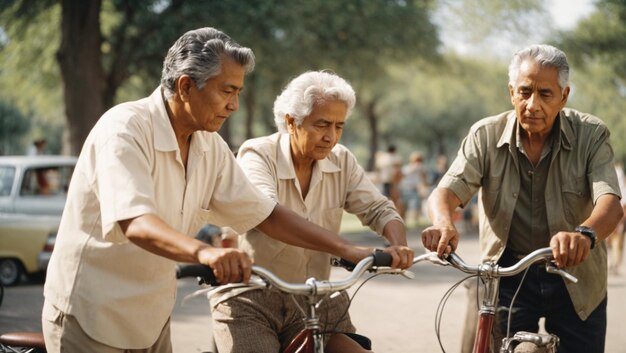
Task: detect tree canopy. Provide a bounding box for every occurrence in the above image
[1,0,624,167]
[1,0,441,155]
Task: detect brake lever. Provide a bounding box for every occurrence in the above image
[364,265,415,280]
[401,270,415,279]
[545,263,578,283]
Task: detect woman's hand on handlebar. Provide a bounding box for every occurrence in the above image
[197,247,252,284]
[384,245,414,269]
[421,224,459,258]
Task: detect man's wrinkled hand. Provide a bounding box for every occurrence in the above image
[550,231,591,268]
[198,248,252,284]
[421,225,459,258]
[384,245,414,269]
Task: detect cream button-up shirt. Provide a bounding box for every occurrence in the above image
[236,132,402,283]
[43,87,276,348]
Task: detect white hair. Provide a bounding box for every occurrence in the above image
[508,44,570,90]
[273,71,356,133]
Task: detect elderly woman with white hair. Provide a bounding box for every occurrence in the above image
[210,71,414,353]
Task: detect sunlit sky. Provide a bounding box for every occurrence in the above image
[439,0,596,59]
[549,0,596,30]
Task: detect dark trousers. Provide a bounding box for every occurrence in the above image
[495,249,607,353]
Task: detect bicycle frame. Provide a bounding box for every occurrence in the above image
[0,332,46,353]
[413,248,577,353]
[282,294,324,353]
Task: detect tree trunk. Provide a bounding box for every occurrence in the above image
[365,98,379,172]
[57,0,105,156]
[244,74,257,141]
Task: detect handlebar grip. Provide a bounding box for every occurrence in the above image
[175,264,221,286]
[332,249,394,271]
[371,250,393,267]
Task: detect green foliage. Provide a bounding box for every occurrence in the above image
[0,101,31,155]
[0,2,64,154]
[553,0,626,161]
[566,60,626,163]
[555,0,626,82]
[373,54,511,159]
[1,0,624,164]
[436,0,550,58]
[154,0,442,139]
[0,4,62,123]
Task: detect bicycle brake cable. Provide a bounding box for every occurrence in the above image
[505,266,530,341]
[326,273,382,335]
[435,274,477,353]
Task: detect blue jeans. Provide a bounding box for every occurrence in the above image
[495,249,607,353]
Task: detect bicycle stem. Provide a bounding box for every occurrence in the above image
[474,276,500,353]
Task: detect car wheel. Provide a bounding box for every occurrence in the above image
[0,258,23,286]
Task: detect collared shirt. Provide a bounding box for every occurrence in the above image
[43,87,276,348]
[440,108,621,320]
[236,132,402,282]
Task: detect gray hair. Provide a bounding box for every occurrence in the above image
[508,44,570,90]
[161,27,255,100]
[273,71,356,133]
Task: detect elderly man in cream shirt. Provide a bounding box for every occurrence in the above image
[210,71,414,353]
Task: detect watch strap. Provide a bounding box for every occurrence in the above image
[575,225,596,249]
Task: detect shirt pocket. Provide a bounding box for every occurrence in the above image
[190,208,212,237]
[481,176,502,219]
[322,207,344,234]
[561,176,591,224]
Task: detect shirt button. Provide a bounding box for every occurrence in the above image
[513,193,517,198]
[578,310,586,317]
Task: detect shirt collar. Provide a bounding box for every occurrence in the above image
[276,133,341,180]
[150,87,178,152]
[149,86,212,153]
[497,110,572,153]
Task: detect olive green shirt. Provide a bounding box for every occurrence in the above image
[440,108,621,320]
[508,128,553,254]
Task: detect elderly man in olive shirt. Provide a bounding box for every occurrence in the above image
[422,44,623,353]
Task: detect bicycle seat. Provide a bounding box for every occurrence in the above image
[0,331,46,349]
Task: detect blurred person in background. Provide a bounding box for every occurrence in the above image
[26,138,47,156]
[375,144,402,202]
[399,151,428,224]
[608,161,626,275]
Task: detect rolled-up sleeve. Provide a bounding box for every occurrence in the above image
[343,152,403,234]
[440,129,485,207]
[206,147,276,235]
[587,124,621,202]
[237,145,280,203]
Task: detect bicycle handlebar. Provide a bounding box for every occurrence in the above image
[412,247,578,283]
[176,250,397,296]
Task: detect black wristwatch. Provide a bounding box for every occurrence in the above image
[575,225,597,250]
